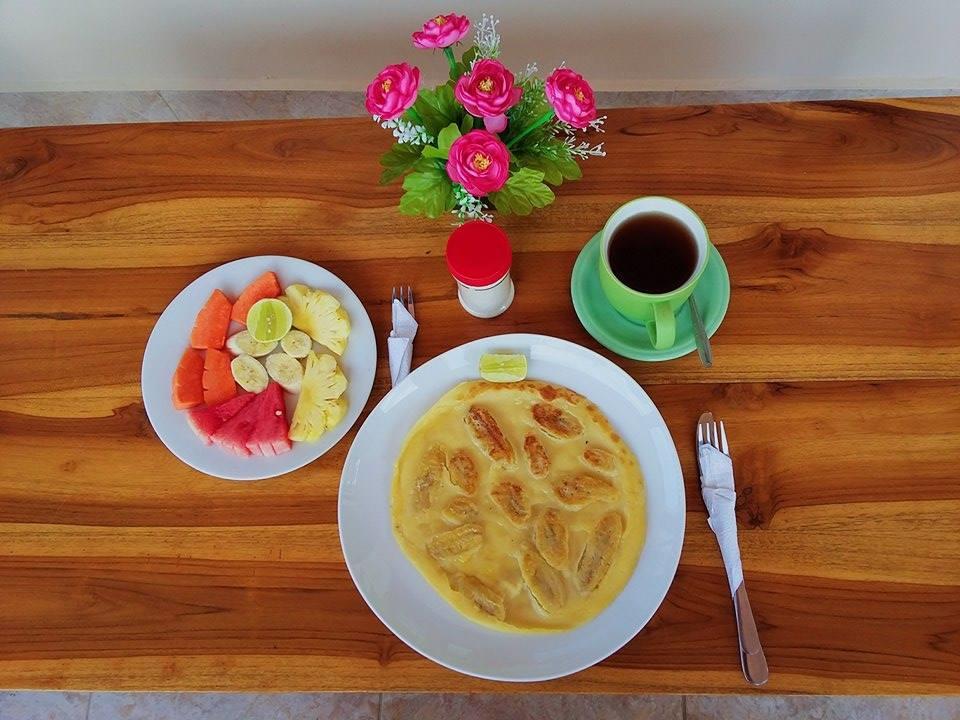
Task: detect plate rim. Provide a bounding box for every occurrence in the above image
[337,332,686,682]
[141,254,377,481]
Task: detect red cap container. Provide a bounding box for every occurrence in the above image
[446,221,512,288]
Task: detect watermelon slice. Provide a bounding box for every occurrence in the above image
[231,271,282,326]
[210,391,264,456]
[187,392,254,444]
[244,382,292,456]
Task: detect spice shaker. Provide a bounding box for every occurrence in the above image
[445,221,514,318]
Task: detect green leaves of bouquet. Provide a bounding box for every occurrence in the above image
[366,12,606,222]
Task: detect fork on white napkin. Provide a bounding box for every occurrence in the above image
[387,298,418,387]
[699,443,744,595]
[697,432,768,687]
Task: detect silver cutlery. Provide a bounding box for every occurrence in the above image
[697,412,769,687]
[389,285,417,387]
[392,285,416,320]
[688,295,712,367]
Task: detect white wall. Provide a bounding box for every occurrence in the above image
[1,0,958,93]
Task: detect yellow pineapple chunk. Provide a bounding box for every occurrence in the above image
[281,284,351,355]
[289,352,349,442]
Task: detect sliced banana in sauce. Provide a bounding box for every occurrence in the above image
[392,380,645,631]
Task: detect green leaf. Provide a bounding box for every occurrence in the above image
[460,114,475,133]
[555,154,583,181]
[420,124,461,162]
[438,123,461,151]
[515,151,583,186]
[449,46,479,81]
[414,156,442,172]
[516,154,561,185]
[489,168,555,215]
[379,143,423,185]
[398,166,456,219]
[408,84,459,136]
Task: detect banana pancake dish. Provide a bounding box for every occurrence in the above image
[391,379,646,631]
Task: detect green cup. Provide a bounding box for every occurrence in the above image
[598,197,711,350]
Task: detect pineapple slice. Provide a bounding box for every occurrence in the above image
[289,351,348,442]
[281,284,351,355]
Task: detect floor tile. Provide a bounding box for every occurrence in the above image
[285,91,367,118]
[686,695,960,720]
[161,91,367,120]
[3,90,958,128]
[595,91,677,108]
[0,692,89,720]
[159,90,368,121]
[160,91,295,121]
[87,692,379,720]
[670,88,959,106]
[381,693,682,720]
[0,92,176,127]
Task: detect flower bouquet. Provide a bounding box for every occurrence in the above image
[366,13,606,222]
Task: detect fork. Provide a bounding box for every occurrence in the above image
[698,412,770,687]
[389,286,417,387]
[392,285,415,320]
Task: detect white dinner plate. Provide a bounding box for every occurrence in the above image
[142,255,376,481]
[338,333,685,682]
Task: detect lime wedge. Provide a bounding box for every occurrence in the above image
[247,298,293,343]
[479,353,528,383]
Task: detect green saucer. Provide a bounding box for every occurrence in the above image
[571,232,730,361]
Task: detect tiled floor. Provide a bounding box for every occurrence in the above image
[1,89,958,127]
[1,88,958,718]
[2,692,960,720]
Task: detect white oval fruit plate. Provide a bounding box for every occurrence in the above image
[142,255,376,481]
[338,333,685,682]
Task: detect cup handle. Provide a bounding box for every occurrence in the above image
[647,301,676,350]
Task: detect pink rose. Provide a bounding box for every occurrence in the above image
[446,130,510,197]
[412,13,470,49]
[545,67,597,129]
[365,63,421,121]
[455,58,522,133]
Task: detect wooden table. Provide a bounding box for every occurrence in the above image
[1,98,959,694]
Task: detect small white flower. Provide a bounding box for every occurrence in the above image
[587,115,607,133]
[564,136,606,159]
[517,62,539,83]
[380,117,433,146]
[452,185,494,223]
[474,14,501,59]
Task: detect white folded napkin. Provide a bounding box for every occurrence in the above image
[387,298,418,387]
[699,443,744,596]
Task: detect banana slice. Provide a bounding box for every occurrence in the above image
[226,331,277,357]
[265,353,304,394]
[230,354,269,393]
[280,329,312,358]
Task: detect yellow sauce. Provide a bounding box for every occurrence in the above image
[391,380,646,632]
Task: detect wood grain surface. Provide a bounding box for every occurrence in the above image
[1,98,959,694]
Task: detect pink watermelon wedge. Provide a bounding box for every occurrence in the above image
[210,390,266,457]
[187,392,255,445]
[244,382,292,457]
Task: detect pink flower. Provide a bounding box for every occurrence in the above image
[446,130,510,197]
[365,63,421,121]
[545,67,597,129]
[412,13,470,49]
[455,58,522,133]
